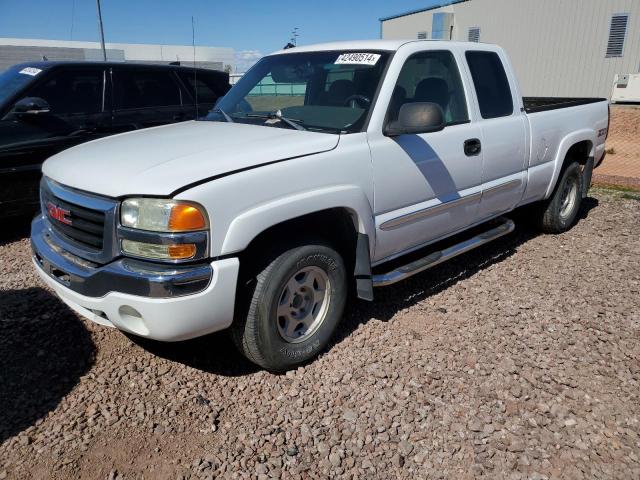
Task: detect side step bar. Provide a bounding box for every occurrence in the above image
[372,217,515,287]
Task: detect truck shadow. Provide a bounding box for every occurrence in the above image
[332,197,600,346]
[0,287,96,443]
[130,331,260,377]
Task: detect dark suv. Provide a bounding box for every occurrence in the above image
[0,61,229,217]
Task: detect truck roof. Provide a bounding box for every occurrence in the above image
[271,39,495,56]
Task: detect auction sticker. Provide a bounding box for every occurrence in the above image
[335,53,381,66]
[19,67,42,76]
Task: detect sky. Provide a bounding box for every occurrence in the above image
[0,0,449,71]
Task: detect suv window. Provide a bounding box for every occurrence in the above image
[26,68,103,115]
[389,50,469,125]
[114,69,181,109]
[465,51,513,119]
[179,72,222,104]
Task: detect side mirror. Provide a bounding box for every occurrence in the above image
[13,97,50,115]
[384,102,445,137]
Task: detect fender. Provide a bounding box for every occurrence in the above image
[220,184,375,256]
[544,129,595,199]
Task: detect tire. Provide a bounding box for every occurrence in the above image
[232,242,347,372]
[535,161,583,233]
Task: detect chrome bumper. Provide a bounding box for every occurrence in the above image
[31,214,212,298]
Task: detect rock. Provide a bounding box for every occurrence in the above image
[343,409,358,422]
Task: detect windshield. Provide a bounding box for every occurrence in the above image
[206,50,391,134]
[0,65,41,107]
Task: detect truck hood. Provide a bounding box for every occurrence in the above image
[42,121,339,197]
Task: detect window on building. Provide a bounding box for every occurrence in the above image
[389,50,469,125]
[417,32,428,40]
[113,69,182,109]
[468,27,480,43]
[465,51,513,119]
[606,14,629,57]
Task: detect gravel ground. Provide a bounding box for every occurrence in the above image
[1,189,639,480]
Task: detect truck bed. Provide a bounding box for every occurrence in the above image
[523,97,607,114]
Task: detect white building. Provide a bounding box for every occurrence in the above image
[0,37,235,72]
[380,0,640,98]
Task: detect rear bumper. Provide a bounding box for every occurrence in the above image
[31,214,240,341]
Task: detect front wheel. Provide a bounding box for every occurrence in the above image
[232,242,347,372]
[534,161,583,233]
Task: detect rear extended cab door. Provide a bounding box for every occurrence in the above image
[461,44,529,220]
[366,43,484,263]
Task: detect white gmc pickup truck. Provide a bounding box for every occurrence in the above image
[32,40,609,371]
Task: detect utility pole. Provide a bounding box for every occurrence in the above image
[96,0,107,61]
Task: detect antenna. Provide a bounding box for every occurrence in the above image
[192,16,199,119]
[96,0,107,61]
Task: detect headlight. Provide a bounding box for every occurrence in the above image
[119,198,208,262]
[121,198,208,232]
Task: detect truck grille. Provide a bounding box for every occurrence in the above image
[40,178,119,264]
[42,191,106,250]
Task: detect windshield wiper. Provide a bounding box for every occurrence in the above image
[212,107,234,123]
[245,110,306,131]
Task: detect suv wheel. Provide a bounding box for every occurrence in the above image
[232,242,347,372]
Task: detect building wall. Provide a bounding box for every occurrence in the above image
[0,38,234,73]
[381,0,640,98]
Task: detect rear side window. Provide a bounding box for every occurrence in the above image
[27,68,103,114]
[113,69,181,109]
[179,72,223,104]
[465,51,513,119]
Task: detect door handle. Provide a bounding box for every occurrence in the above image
[464,138,481,156]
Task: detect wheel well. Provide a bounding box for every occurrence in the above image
[238,208,359,279]
[564,140,592,167]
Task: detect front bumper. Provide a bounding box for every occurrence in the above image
[31,215,240,341]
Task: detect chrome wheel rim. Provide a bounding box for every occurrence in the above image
[559,176,578,219]
[276,266,331,343]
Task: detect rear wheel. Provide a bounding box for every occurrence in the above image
[535,161,583,233]
[232,242,347,372]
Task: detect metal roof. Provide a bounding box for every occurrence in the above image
[379,0,469,22]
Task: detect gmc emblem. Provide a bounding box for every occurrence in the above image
[47,202,72,226]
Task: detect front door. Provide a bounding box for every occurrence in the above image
[0,66,108,216]
[368,49,483,263]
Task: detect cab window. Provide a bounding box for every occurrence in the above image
[465,51,514,119]
[388,50,469,126]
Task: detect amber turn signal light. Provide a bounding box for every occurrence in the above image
[168,204,207,232]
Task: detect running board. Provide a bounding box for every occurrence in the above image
[372,217,515,287]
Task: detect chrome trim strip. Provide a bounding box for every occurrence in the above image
[482,178,522,196]
[380,192,481,231]
[373,217,515,287]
